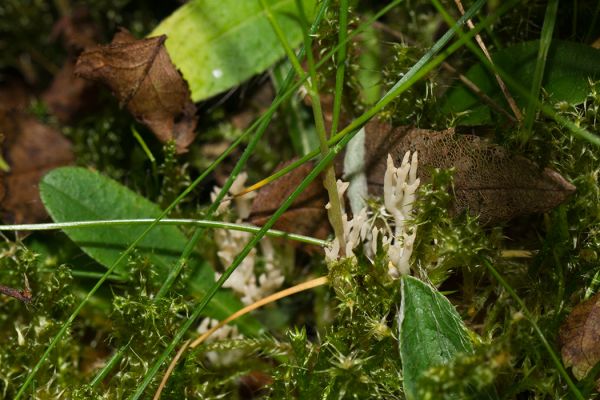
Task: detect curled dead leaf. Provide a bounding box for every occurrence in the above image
[364,120,575,223]
[560,293,600,390]
[75,29,197,153]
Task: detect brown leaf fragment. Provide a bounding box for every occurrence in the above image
[42,60,97,123]
[250,160,329,243]
[74,28,198,153]
[230,82,275,131]
[50,7,100,52]
[0,111,74,224]
[364,120,575,223]
[560,293,600,387]
[0,76,30,112]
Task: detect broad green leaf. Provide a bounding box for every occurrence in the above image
[151,0,316,102]
[441,40,600,125]
[398,275,474,399]
[40,167,261,334]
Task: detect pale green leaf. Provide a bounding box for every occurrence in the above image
[151,0,316,102]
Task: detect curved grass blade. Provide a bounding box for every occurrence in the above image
[482,258,584,400]
[0,218,326,246]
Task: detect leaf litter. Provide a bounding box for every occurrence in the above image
[75,28,198,153]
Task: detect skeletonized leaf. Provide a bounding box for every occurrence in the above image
[364,120,575,223]
[560,293,600,386]
[75,29,197,153]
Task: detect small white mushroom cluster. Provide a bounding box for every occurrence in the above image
[326,151,420,278]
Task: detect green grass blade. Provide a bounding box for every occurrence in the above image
[523,0,560,139]
[330,0,349,136]
[482,259,584,400]
[438,6,600,146]
[129,120,361,400]
[89,0,332,387]
[0,219,324,245]
[250,0,492,192]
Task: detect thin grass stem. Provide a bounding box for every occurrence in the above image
[523,0,559,140]
[482,258,584,400]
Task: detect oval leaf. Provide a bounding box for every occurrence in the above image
[398,275,474,399]
[40,167,261,333]
[151,0,316,102]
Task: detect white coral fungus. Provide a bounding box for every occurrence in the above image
[199,173,286,362]
[211,172,285,305]
[326,151,420,278]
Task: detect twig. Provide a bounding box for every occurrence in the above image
[454,0,523,121]
[152,276,329,400]
[0,274,32,304]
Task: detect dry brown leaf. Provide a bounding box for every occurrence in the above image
[50,7,99,52]
[230,82,274,131]
[42,8,100,123]
[75,28,197,153]
[364,120,575,223]
[560,293,600,389]
[42,60,97,123]
[0,111,74,224]
[250,160,329,242]
[0,77,30,112]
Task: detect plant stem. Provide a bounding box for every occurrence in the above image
[261,0,347,253]
[130,111,361,400]
[330,0,349,137]
[0,219,325,246]
[522,0,559,142]
[298,0,347,254]
[88,1,332,388]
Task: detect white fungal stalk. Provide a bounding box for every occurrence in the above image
[326,151,420,278]
[382,152,419,277]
